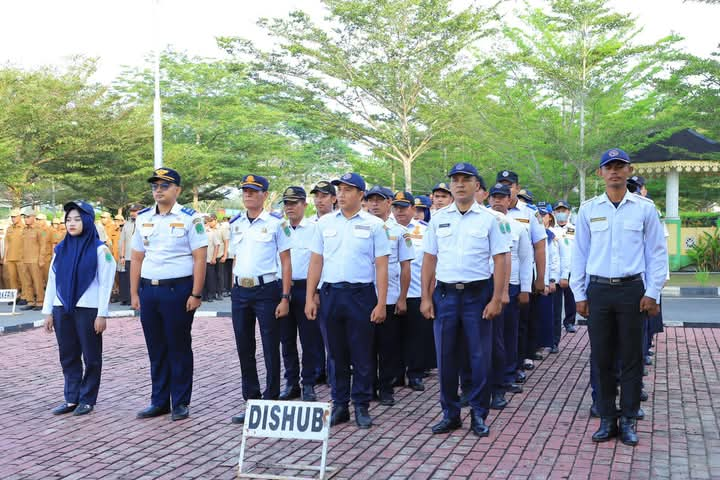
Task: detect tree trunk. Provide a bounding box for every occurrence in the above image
[193,186,199,210]
[578,165,586,203]
[402,156,412,192]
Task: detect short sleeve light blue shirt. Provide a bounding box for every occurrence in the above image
[383,218,415,304]
[230,211,291,278]
[507,201,547,244]
[405,220,428,299]
[288,218,317,280]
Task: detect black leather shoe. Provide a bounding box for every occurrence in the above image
[592,417,618,442]
[279,384,301,401]
[21,304,35,311]
[502,383,523,394]
[565,325,577,333]
[171,404,189,421]
[619,417,639,446]
[644,356,652,366]
[490,392,508,410]
[550,345,559,354]
[640,390,649,402]
[378,391,395,406]
[16,299,28,306]
[515,371,527,384]
[431,417,462,434]
[522,360,534,370]
[531,352,544,361]
[408,378,425,391]
[137,404,170,419]
[590,403,599,418]
[52,403,77,415]
[301,385,317,402]
[330,405,350,426]
[231,412,246,424]
[354,406,372,429]
[73,404,93,416]
[470,411,490,437]
[33,306,43,311]
[636,407,645,420]
[392,377,406,387]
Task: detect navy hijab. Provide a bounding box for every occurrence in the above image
[53,201,104,314]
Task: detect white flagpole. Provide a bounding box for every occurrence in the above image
[153,0,163,169]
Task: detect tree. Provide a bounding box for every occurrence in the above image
[219,0,498,191]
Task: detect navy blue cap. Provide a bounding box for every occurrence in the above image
[332,172,366,192]
[518,189,533,204]
[63,200,95,217]
[148,167,181,186]
[489,183,511,197]
[282,186,306,201]
[448,162,479,178]
[364,185,392,200]
[391,191,414,206]
[414,195,431,209]
[554,200,571,210]
[241,174,269,191]
[599,148,631,168]
[536,201,553,215]
[432,182,452,194]
[628,175,645,187]
[310,181,336,196]
[496,170,519,184]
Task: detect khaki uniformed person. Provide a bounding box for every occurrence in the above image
[4,210,25,301]
[20,211,46,310]
[36,213,54,286]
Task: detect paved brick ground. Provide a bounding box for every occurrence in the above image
[1,318,718,480]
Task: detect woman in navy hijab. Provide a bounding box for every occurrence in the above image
[42,201,116,416]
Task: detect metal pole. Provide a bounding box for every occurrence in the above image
[153,0,163,169]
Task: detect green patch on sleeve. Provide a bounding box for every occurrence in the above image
[195,223,205,234]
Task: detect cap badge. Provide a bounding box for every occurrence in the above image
[502,171,509,177]
[456,163,465,170]
[396,192,405,200]
[342,173,352,180]
[414,198,422,205]
[246,175,255,183]
[156,168,168,175]
[609,149,619,157]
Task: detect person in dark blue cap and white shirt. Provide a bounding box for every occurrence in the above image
[552,200,577,334]
[229,174,293,425]
[431,183,453,212]
[413,195,432,223]
[571,148,668,446]
[131,167,208,421]
[305,172,390,429]
[43,201,116,416]
[421,162,509,438]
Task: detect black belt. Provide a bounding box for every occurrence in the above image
[291,279,307,288]
[589,274,642,285]
[324,282,372,289]
[437,279,489,291]
[141,276,193,287]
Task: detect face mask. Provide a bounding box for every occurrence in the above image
[555,212,569,223]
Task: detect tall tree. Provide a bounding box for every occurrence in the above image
[219,0,498,190]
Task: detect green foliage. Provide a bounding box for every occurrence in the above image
[680,211,720,227]
[687,228,720,272]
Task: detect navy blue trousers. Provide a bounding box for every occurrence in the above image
[401,297,435,380]
[502,285,520,385]
[433,283,492,420]
[535,292,554,348]
[139,278,195,407]
[231,280,282,400]
[53,306,102,405]
[374,304,402,394]
[318,283,376,408]
[280,283,326,387]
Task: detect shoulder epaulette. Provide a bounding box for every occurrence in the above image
[580,196,597,207]
[269,211,283,219]
[526,204,538,211]
[229,213,243,224]
[635,195,655,205]
[137,207,152,215]
[180,206,196,216]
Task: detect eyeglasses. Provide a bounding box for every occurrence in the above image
[151,182,172,191]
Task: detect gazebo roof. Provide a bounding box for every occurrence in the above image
[631,129,720,173]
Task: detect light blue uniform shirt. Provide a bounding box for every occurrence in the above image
[288,218,317,280]
[405,220,428,299]
[131,203,208,280]
[570,191,668,302]
[552,223,574,280]
[508,216,533,291]
[230,211,292,278]
[507,201,547,244]
[383,218,414,305]
[423,202,510,283]
[310,209,391,284]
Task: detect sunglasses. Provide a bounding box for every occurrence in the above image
[151,182,173,191]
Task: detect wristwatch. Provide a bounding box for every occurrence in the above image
[281,293,291,301]
[191,293,202,299]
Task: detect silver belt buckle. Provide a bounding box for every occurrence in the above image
[610,277,621,284]
[455,283,465,290]
[240,277,256,288]
[151,279,160,286]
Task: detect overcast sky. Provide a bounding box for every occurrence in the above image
[2,0,717,83]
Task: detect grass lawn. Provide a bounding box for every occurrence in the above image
[667,272,720,287]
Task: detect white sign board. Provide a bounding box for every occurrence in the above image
[239,400,333,480]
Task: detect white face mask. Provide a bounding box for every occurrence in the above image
[555,212,569,223]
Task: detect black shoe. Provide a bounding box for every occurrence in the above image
[531,353,544,361]
[52,402,77,415]
[619,417,639,446]
[590,403,599,418]
[408,378,425,391]
[522,360,534,370]
[565,324,577,333]
[354,406,372,429]
[470,411,490,437]
[515,371,527,384]
[640,390,649,402]
[73,404,94,416]
[490,392,508,410]
[378,391,395,406]
[421,370,431,378]
[301,385,317,402]
[223,292,231,297]
[636,407,645,420]
[279,384,301,400]
[392,377,406,387]
[459,393,469,408]
[16,299,28,306]
[33,306,43,311]
[330,405,350,426]
[21,304,35,311]
[502,383,523,394]
[592,417,619,442]
[171,404,189,421]
[644,356,652,366]
[431,417,462,434]
[120,301,130,306]
[231,412,246,424]
[550,345,559,354]
[137,404,170,419]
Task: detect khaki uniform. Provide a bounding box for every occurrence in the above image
[20,224,47,306]
[40,223,54,286]
[0,227,5,289]
[4,223,25,293]
[51,228,66,250]
[105,223,121,261]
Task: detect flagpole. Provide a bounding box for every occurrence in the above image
[153,0,163,169]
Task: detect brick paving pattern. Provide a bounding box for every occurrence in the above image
[1,318,718,480]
